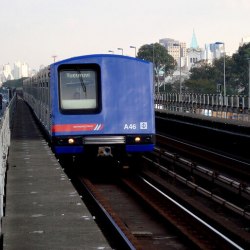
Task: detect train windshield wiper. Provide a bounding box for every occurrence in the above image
[76,69,87,97]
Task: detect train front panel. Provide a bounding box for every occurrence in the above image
[49,54,155,155]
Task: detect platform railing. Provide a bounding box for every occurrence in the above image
[0,94,16,234]
[155,93,250,114]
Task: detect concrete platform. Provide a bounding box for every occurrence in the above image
[2,98,112,249]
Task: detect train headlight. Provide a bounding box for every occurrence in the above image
[68,138,75,144]
[134,137,141,143]
[54,136,83,145]
[126,135,154,145]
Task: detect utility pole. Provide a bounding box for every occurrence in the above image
[52,55,57,63]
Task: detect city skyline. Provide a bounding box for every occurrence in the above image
[1,0,250,70]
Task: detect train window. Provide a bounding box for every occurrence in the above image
[58,64,101,113]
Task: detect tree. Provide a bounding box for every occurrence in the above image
[185,43,250,95]
[184,62,217,93]
[137,43,176,87]
[231,43,250,94]
[189,63,215,81]
[185,79,217,93]
[213,56,235,95]
[2,78,27,88]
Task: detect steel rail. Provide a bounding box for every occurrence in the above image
[141,176,245,250]
[143,156,250,220]
[154,147,250,197]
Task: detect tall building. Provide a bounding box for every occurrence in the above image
[186,31,225,70]
[190,29,198,49]
[239,36,250,47]
[13,61,29,79]
[159,31,227,73]
[159,38,186,68]
[203,43,224,64]
[0,61,30,83]
[2,64,13,81]
[186,30,204,70]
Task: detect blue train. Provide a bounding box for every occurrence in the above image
[23,54,155,160]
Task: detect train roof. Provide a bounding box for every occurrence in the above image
[50,54,152,66]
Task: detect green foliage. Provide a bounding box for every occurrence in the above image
[137,43,176,81]
[185,42,250,95]
[231,43,250,94]
[189,63,216,80]
[186,62,219,93]
[185,79,217,93]
[2,78,27,88]
[159,84,173,93]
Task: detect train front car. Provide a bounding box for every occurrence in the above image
[50,54,155,159]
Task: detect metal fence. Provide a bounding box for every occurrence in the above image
[155,93,250,114]
[0,94,16,234]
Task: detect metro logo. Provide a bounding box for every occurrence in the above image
[52,123,104,132]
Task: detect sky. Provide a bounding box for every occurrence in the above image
[1,0,250,70]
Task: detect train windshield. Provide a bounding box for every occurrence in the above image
[59,65,100,113]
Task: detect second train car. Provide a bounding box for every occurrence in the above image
[23,54,155,160]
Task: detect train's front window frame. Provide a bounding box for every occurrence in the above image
[58,64,101,114]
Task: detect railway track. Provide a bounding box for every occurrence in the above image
[154,134,250,204]
[61,154,249,249]
[156,134,250,181]
[142,134,250,248]
[155,111,250,162]
[64,162,189,250]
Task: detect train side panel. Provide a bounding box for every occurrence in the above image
[25,54,155,156]
[23,66,52,133]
